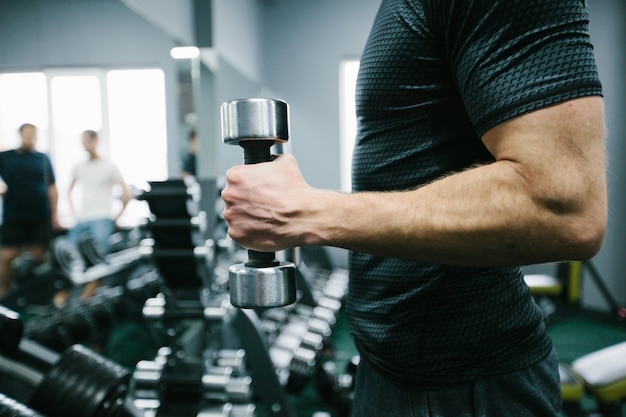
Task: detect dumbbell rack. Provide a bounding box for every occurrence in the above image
[128,178,349,417]
[132,178,251,417]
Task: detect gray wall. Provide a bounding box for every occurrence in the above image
[259,0,380,190]
[584,0,626,309]
[0,0,183,177]
[212,0,264,85]
[210,0,267,178]
[121,0,194,45]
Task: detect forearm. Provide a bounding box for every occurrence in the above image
[116,184,132,219]
[48,185,59,217]
[67,182,75,217]
[49,185,60,228]
[311,160,603,267]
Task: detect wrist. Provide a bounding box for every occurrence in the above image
[302,190,349,248]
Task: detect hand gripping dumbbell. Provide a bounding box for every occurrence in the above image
[221,98,297,308]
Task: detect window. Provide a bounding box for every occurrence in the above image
[0,69,168,227]
[50,74,103,226]
[107,69,168,190]
[0,72,49,151]
[339,59,360,192]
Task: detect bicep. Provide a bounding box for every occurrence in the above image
[481,96,606,212]
[482,96,604,169]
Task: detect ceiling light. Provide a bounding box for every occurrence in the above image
[170,46,200,60]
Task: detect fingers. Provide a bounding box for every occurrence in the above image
[221,154,304,251]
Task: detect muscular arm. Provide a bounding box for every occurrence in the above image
[222,96,607,267]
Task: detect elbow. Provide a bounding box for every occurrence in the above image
[533,169,607,262]
[569,214,606,261]
[556,202,607,261]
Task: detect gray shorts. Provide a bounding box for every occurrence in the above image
[352,348,561,417]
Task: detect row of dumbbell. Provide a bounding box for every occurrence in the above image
[23,269,162,352]
[315,355,360,417]
[307,268,349,304]
[129,347,254,417]
[258,269,348,393]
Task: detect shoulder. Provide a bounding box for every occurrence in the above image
[39,152,54,165]
[97,159,123,178]
[0,150,9,166]
[31,150,49,159]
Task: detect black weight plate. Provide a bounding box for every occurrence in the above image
[50,236,85,278]
[0,306,23,356]
[0,393,44,417]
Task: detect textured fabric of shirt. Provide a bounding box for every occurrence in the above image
[72,158,123,222]
[0,149,56,222]
[348,0,602,387]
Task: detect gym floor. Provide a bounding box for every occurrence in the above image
[549,308,626,417]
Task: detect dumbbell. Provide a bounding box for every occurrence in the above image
[0,393,44,417]
[198,403,256,417]
[314,356,359,417]
[0,307,130,417]
[221,98,297,308]
[0,343,131,417]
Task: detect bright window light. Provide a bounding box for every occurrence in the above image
[170,46,200,60]
[50,76,102,131]
[107,69,168,226]
[339,59,360,192]
[0,72,48,150]
[50,75,103,227]
[106,69,168,187]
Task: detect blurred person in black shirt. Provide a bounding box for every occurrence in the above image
[0,123,59,298]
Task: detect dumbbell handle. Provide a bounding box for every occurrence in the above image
[242,140,274,165]
[240,140,281,269]
[0,354,43,388]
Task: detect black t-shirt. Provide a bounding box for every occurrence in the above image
[0,149,56,222]
[349,0,602,387]
[181,153,196,176]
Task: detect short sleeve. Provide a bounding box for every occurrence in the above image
[44,155,56,185]
[439,0,602,137]
[110,162,123,182]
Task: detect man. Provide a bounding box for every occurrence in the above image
[180,129,197,178]
[221,1,606,416]
[0,123,59,298]
[67,130,131,285]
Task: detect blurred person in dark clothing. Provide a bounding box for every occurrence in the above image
[0,123,59,298]
[180,129,197,178]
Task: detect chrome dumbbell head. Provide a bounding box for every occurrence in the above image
[221,98,289,145]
